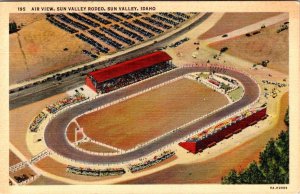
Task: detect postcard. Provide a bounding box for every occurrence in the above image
[0,1,299,194]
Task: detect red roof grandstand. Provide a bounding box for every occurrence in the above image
[88,51,172,83]
[86,51,172,92]
[179,107,267,154]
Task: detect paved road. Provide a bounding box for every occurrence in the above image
[44,66,259,164]
[9,13,212,110]
[204,13,288,44]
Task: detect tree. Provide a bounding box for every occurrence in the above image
[222,169,240,184]
[9,22,18,34]
[259,139,276,174]
[284,108,289,126]
[222,130,289,184]
[239,162,265,184]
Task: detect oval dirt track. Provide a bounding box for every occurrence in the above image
[44,66,259,164]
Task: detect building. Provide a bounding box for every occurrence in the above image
[179,107,267,154]
[85,51,173,93]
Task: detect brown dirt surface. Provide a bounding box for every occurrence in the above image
[10,166,36,180]
[77,78,228,150]
[121,92,289,184]
[35,157,122,182]
[9,18,92,85]
[9,13,45,27]
[200,12,282,39]
[9,150,23,166]
[10,92,68,159]
[77,142,117,153]
[209,20,288,74]
[66,122,77,143]
[30,175,69,185]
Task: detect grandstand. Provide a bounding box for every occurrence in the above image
[129,150,175,173]
[66,166,125,177]
[85,51,174,93]
[179,106,268,154]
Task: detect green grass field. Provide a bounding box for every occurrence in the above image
[228,87,244,102]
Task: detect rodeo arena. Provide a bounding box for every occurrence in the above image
[8,47,272,185]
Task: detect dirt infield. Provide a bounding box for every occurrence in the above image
[77,78,228,150]
[199,12,282,40]
[209,20,288,74]
[9,150,23,166]
[122,92,289,184]
[77,142,117,153]
[66,122,77,143]
[9,19,92,85]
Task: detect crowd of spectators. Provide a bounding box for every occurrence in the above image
[98,62,175,93]
[187,108,260,143]
[128,150,175,173]
[66,165,126,177]
[29,112,47,132]
[46,92,88,114]
[187,119,233,143]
